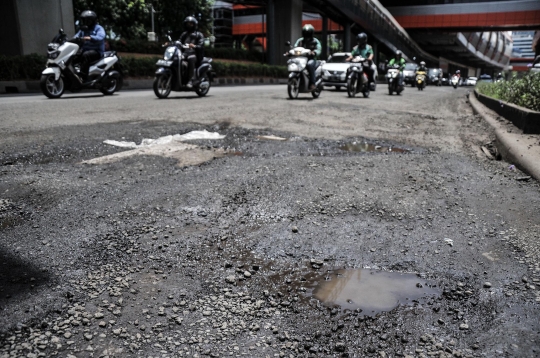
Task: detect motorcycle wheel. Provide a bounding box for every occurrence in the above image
[100,75,119,95]
[153,74,172,99]
[347,77,357,98]
[195,79,211,97]
[287,78,299,99]
[362,89,370,98]
[40,74,64,99]
[388,87,393,95]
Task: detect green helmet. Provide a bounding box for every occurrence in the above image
[302,24,315,39]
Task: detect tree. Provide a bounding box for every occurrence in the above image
[73,0,214,40]
[73,0,149,39]
[152,0,214,38]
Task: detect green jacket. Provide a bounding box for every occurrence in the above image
[388,57,406,71]
[294,37,322,59]
[351,44,373,59]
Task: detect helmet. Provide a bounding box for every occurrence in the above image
[456,70,460,74]
[184,16,198,32]
[80,10,97,31]
[420,61,426,66]
[357,32,368,46]
[395,50,402,58]
[302,24,315,40]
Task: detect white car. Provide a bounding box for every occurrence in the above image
[465,77,477,86]
[322,52,351,90]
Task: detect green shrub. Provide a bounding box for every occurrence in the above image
[476,73,540,112]
[109,39,265,62]
[0,54,46,81]
[0,53,286,80]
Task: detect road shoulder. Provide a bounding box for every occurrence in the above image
[469,92,540,181]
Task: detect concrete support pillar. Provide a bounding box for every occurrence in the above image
[372,39,378,65]
[321,16,328,60]
[267,0,302,65]
[344,22,351,52]
[1,0,75,56]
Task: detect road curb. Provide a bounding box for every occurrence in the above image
[1,77,288,94]
[469,92,540,182]
[474,90,540,134]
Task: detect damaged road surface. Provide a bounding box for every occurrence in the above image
[0,86,539,357]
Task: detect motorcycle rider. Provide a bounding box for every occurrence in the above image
[179,16,205,88]
[293,24,322,91]
[346,33,376,89]
[74,10,106,79]
[388,50,406,87]
[416,61,427,73]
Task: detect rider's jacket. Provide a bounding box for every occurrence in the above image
[75,24,106,55]
[416,65,428,73]
[179,31,205,50]
[294,37,322,59]
[388,57,406,71]
[351,44,373,59]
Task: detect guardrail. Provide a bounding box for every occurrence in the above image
[324,0,439,63]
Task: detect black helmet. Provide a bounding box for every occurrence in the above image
[184,16,198,32]
[80,10,97,31]
[302,24,315,39]
[395,50,402,58]
[357,33,368,46]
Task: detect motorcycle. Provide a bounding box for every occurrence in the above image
[415,70,426,91]
[386,64,404,95]
[285,42,324,99]
[153,33,214,98]
[346,56,370,98]
[451,75,459,89]
[40,29,123,99]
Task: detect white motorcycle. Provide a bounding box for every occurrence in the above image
[386,64,404,95]
[285,43,324,99]
[451,75,459,89]
[41,29,123,99]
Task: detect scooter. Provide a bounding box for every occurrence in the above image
[346,56,370,98]
[415,70,426,91]
[285,42,324,99]
[40,29,123,99]
[386,64,404,95]
[153,33,214,98]
[451,75,459,89]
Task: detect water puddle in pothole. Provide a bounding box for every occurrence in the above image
[340,142,408,153]
[302,269,439,315]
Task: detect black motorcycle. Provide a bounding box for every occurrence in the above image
[153,34,214,98]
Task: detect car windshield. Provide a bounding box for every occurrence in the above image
[428,69,439,75]
[329,55,348,63]
[468,77,477,80]
[404,63,416,71]
[480,75,491,79]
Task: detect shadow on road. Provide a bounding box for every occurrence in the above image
[0,247,51,305]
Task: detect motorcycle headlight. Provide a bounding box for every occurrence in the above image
[48,51,59,59]
[163,47,176,61]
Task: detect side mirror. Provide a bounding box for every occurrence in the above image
[327,55,332,61]
[285,41,291,46]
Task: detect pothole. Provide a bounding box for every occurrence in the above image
[300,269,440,316]
[339,142,409,153]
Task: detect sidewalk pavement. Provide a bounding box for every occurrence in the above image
[0,78,289,94]
[469,93,540,182]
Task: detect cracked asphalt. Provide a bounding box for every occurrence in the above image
[0,85,539,358]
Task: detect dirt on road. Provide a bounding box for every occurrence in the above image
[0,86,539,358]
